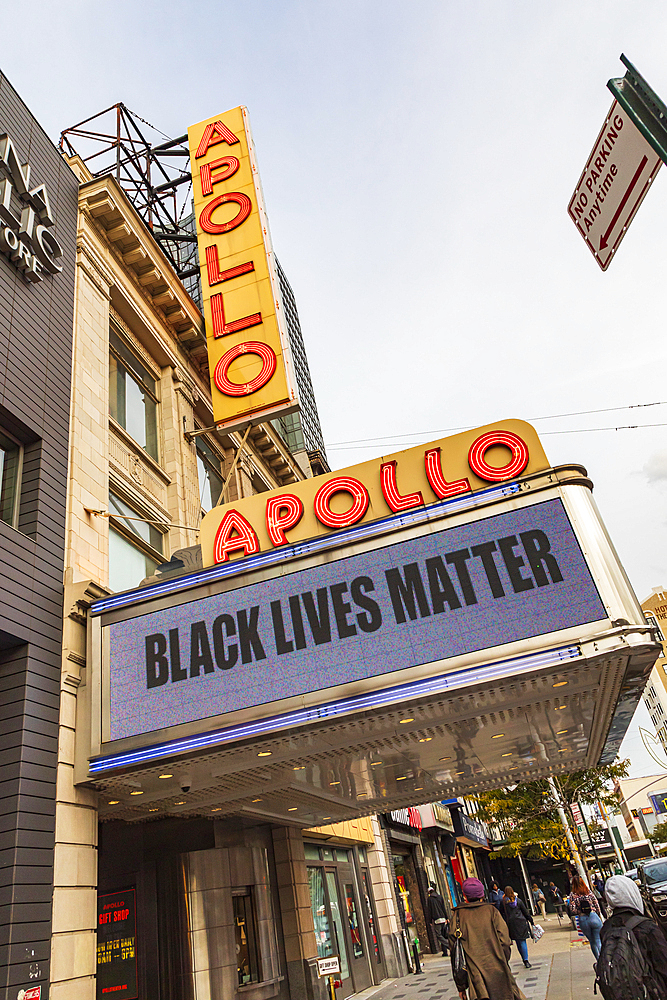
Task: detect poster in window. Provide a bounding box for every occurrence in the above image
[97,889,138,999]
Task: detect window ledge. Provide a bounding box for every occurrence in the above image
[237,976,284,995]
[109,417,171,484]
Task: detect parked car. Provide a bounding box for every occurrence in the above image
[637,859,667,931]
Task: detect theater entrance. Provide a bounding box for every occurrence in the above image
[306,845,375,997]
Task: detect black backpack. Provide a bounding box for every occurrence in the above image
[595,915,663,1000]
[579,896,592,915]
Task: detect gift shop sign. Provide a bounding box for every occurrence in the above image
[97,889,138,999]
[200,420,550,566]
[188,108,299,431]
[0,133,64,283]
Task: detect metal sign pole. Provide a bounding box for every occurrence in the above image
[608,54,667,167]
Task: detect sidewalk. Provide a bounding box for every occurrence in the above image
[354,917,598,1000]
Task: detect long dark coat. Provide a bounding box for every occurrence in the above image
[499,898,533,942]
[449,901,527,1000]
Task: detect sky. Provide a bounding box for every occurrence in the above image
[4,0,667,775]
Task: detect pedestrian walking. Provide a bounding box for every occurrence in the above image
[531,883,547,919]
[499,886,534,968]
[488,881,504,909]
[568,875,602,959]
[426,885,449,957]
[449,877,526,1000]
[596,874,667,1000]
[548,881,564,919]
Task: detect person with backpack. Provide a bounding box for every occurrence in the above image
[596,874,667,1000]
[532,883,547,919]
[568,875,603,958]
[499,886,534,968]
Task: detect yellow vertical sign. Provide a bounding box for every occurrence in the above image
[188,108,299,430]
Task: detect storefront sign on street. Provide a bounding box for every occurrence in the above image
[589,829,614,852]
[568,101,661,270]
[451,808,490,849]
[97,889,138,999]
[317,956,340,977]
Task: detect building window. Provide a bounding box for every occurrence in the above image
[109,329,159,460]
[108,492,164,592]
[233,891,260,986]
[0,429,22,528]
[196,436,224,513]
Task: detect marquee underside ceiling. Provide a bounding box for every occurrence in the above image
[92,641,654,826]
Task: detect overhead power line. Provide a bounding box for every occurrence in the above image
[326,400,667,451]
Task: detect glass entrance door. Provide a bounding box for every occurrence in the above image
[337,865,373,993]
[308,866,353,997]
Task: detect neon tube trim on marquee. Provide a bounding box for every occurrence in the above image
[88,642,580,773]
[91,481,521,616]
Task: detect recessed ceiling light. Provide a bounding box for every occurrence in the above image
[509,766,518,770]
[148,807,159,812]
[371,761,383,766]
[399,718,414,724]
[439,756,452,761]
[555,705,566,710]
[397,776,407,781]
[158,774,173,779]
[130,790,143,796]
[211,807,222,812]
[288,807,297,811]
[174,800,185,805]
[251,798,262,802]
[418,737,432,742]
[293,765,305,770]
[108,800,120,805]
[553,681,568,688]
[558,749,568,753]
[492,733,505,739]
[501,753,513,757]
[322,817,331,821]
[258,751,272,757]
[414,787,424,791]
[455,771,465,776]
[557,730,568,735]
[330,781,341,786]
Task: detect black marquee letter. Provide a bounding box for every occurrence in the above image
[212,614,238,670]
[520,530,563,586]
[145,633,169,688]
[190,621,215,677]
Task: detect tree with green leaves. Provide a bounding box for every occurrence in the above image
[473,759,629,864]
[648,820,667,846]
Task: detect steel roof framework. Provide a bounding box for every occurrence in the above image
[59,102,198,283]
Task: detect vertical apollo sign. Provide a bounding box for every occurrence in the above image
[188,109,300,430]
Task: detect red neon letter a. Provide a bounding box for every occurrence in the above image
[196,121,240,158]
[213,510,260,564]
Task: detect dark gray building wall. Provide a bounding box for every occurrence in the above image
[0,71,78,999]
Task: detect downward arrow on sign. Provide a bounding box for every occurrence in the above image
[599,155,648,251]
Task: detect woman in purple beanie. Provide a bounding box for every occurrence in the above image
[449,878,526,1000]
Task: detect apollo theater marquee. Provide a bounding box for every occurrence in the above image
[75,107,660,828]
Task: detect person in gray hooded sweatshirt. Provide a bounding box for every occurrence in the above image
[598,875,667,997]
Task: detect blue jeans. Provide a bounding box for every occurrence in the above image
[578,912,602,958]
[516,938,529,963]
